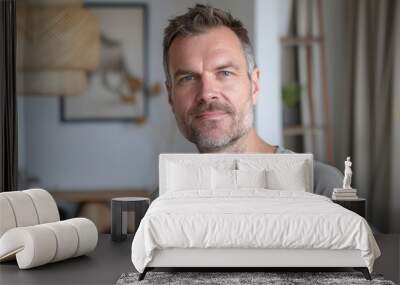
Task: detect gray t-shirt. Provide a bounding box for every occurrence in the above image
[275,145,343,197]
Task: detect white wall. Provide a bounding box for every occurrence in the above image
[254,0,283,146]
[20,0,266,191]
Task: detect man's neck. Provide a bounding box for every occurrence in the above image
[197,128,276,154]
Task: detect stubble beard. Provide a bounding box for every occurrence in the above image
[175,94,254,153]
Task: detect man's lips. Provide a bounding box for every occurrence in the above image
[195,111,227,120]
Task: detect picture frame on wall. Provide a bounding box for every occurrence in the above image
[60,2,149,122]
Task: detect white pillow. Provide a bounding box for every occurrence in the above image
[236,169,268,188]
[212,169,236,190]
[267,167,306,191]
[212,169,268,190]
[238,159,308,191]
[167,162,212,191]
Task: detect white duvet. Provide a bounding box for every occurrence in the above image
[131,190,380,273]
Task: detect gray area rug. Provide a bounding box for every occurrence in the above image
[117,271,396,285]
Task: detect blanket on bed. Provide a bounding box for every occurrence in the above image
[131,190,380,273]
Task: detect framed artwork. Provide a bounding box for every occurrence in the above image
[60,2,149,122]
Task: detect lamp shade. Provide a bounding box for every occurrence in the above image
[17,70,88,96]
[18,7,99,71]
[16,2,99,96]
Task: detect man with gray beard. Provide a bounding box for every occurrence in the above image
[155,4,342,198]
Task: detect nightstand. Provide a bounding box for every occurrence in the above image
[332,198,366,218]
[111,197,150,242]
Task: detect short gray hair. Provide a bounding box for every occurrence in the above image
[163,4,256,83]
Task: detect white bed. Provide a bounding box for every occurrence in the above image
[131,154,380,280]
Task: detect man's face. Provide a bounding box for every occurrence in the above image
[166,26,260,150]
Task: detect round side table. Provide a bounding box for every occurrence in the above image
[111,197,150,242]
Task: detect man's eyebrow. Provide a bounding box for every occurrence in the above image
[173,62,241,79]
[173,69,195,79]
[215,62,240,71]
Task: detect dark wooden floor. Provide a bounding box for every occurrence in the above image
[0,235,135,284]
[373,234,400,284]
[0,234,398,284]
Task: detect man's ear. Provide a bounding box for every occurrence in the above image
[250,67,260,104]
[165,80,175,113]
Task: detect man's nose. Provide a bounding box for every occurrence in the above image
[197,74,219,102]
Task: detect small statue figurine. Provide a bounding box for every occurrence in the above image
[342,157,352,189]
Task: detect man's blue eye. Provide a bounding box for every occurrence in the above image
[221,71,232,76]
[180,75,194,82]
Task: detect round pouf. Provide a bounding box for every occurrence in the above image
[111,197,149,242]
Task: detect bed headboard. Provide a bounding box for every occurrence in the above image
[159,153,314,195]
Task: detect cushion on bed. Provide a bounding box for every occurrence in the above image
[237,159,309,191]
[211,169,268,191]
[267,167,306,191]
[167,162,212,191]
[160,154,313,194]
[212,169,236,190]
[236,169,268,189]
[166,158,236,170]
